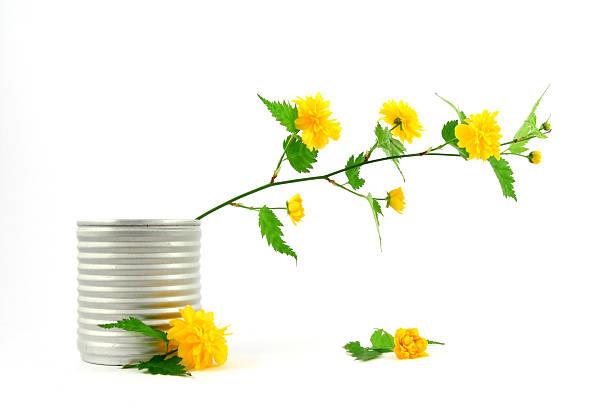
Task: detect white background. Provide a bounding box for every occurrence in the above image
[1,0,610,406]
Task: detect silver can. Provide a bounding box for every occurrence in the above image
[77,219,201,365]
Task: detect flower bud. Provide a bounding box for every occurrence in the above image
[541,121,551,131]
[529,151,542,164]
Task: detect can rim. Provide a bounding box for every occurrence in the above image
[77,219,200,227]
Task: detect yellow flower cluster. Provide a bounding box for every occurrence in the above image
[393,328,429,359]
[167,305,230,370]
[455,110,503,161]
[294,93,341,151]
[379,100,424,144]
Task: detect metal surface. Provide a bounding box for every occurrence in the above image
[77,219,201,365]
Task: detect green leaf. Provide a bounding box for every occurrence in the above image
[370,329,395,352]
[283,136,318,173]
[345,153,366,190]
[514,86,549,141]
[518,113,545,141]
[436,93,467,123]
[509,139,529,154]
[123,354,191,377]
[488,157,517,200]
[366,193,382,249]
[258,205,297,261]
[258,94,298,133]
[441,120,469,160]
[374,123,406,181]
[343,341,382,361]
[99,317,168,344]
[372,199,382,216]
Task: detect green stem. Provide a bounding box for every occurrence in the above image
[430,141,449,152]
[195,151,461,220]
[502,152,529,158]
[500,135,537,147]
[232,203,287,211]
[270,133,296,183]
[327,178,386,201]
[427,340,445,345]
[364,142,377,161]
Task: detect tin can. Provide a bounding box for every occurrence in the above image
[77,220,201,365]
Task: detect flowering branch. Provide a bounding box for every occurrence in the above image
[195,91,551,259]
[194,150,461,220]
[344,328,444,362]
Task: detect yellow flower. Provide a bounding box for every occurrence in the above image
[293,93,341,151]
[393,328,428,359]
[387,187,405,214]
[167,305,230,370]
[287,194,305,225]
[379,100,424,144]
[455,110,502,161]
[529,151,542,164]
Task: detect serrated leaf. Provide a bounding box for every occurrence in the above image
[99,317,168,344]
[123,354,190,377]
[509,139,529,154]
[441,120,469,160]
[343,341,382,361]
[514,86,549,141]
[374,123,406,181]
[345,153,366,190]
[283,136,318,173]
[258,94,298,133]
[370,329,395,352]
[366,193,382,250]
[436,93,467,123]
[488,157,517,200]
[258,205,297,261]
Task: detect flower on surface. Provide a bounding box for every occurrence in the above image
[287,193,305,225]
[393,328,428,359]
[387,187,406,214]
[529,151,542,164]
[379,100,424,144]
[293,93,341,151]
[167,305,230,370]
[455,110,502,161]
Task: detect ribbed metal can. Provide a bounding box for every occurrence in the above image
[77,219,201,365]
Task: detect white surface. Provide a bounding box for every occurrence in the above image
[1,0,610,406]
